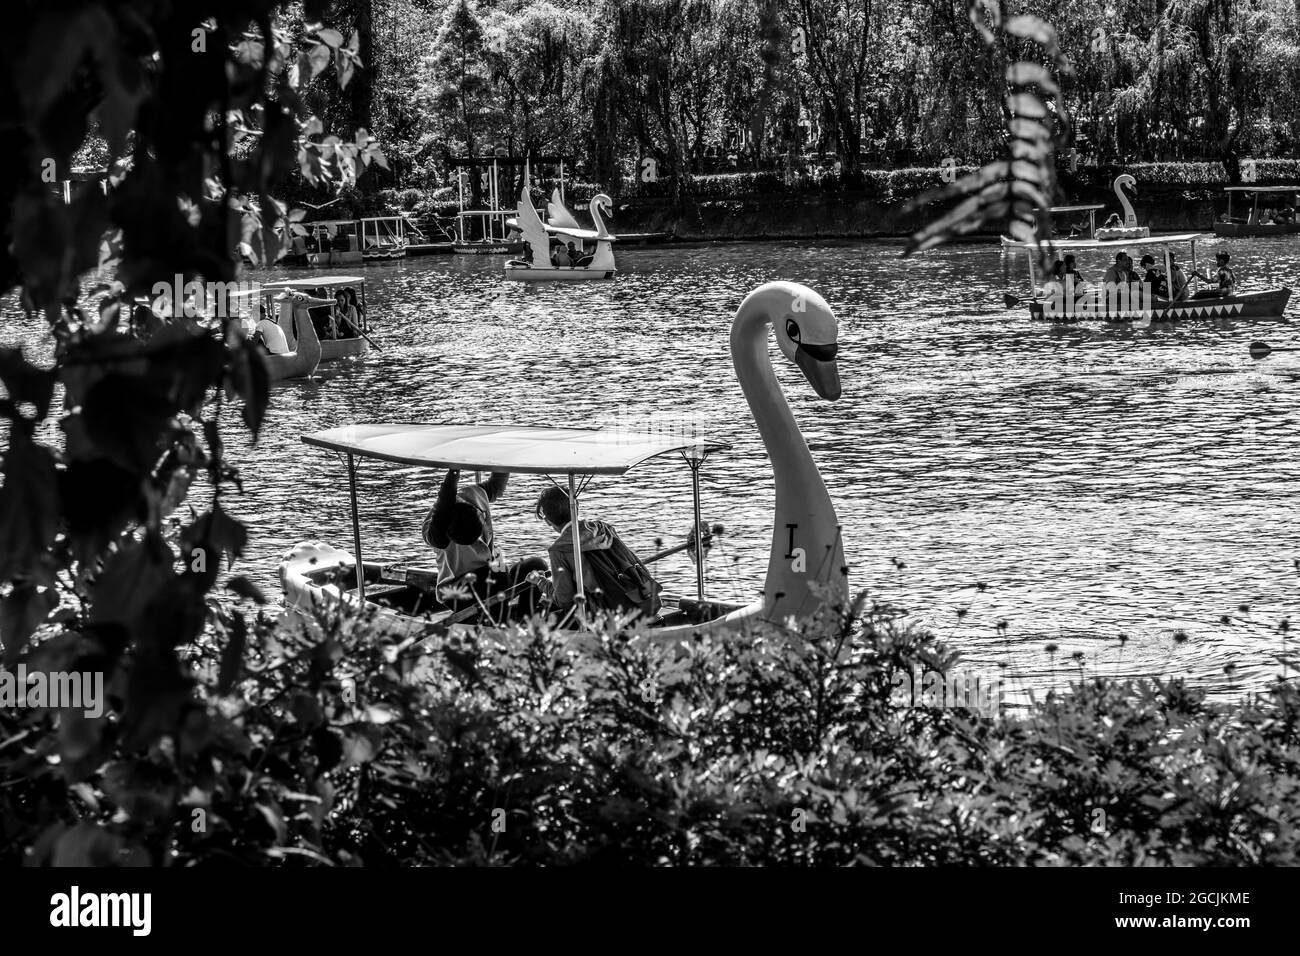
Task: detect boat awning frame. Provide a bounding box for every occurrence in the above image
[302,424,730,477]
[1004,232,1204,251]
[306,424,728,611]
[263,276,366,289]
[1223,185,1299,192]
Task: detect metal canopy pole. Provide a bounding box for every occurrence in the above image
[687,457,706,602]
[347,453,366,601]
[568,473,585,609]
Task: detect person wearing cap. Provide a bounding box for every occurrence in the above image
[422,470,547,617]
[1191,252,1236,299]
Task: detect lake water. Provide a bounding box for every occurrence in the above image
[5,238,1300,703]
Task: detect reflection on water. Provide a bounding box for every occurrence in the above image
[4,238,1299,702]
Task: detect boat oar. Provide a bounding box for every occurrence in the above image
[643,522,721,564]
[440,580,529,626]
[345,319,382,351]
[1249,341,1298,360]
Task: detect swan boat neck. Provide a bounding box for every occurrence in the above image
[302,423,730,475]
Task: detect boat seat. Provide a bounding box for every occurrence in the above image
[677,597,748,623]
[347,583,407,600]
[379,565,441,592]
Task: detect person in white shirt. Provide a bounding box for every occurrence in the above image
[253,314,290,354]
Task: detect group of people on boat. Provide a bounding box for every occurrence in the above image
[1240,205,1296,226]
[421,468,662,623]
[1040,249,1237,304]
[519,239,590,268]
[252,286,366,354]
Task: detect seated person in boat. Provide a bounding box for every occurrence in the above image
[529,487,663,621]
[331,290,358,337]
[551,243,572,267]
[1138,254,1169,298]
[422,469,546,619]
[253,309,290,354]
[1063,254,1085,284]
[565,241,581,266]
[1101,251,1135,286]
[345,287,365,331]
[1167,255,1191,301]
[1190,252,1236,299]
[1038,259,1066,299]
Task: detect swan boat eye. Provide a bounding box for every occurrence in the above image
[785,318,801,340]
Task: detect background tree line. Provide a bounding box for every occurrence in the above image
[325,0,1300,194]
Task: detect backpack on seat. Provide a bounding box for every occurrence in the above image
[582,533,662,619]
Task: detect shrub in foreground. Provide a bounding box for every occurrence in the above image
[3,596,1299,866]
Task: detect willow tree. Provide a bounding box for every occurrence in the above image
[481,2,596,158]
[791,0,876,167]
[423,0,492,156]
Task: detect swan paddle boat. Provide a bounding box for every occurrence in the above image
[1009,233,1292,323]
[260,276,374,362]
[1213,186,1300,238]
[504,183,616,281]
[1094,174,1149,241]
[279,281,848,640]
[250,291,326,381]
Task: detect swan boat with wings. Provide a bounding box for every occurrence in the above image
[1010,233,1291,323]
[279,282,848,641]
[503,181,617,281]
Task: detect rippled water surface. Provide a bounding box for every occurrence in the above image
[6,238,1300,702]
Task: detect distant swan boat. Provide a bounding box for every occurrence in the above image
[1094,174,1149,240]
[504,170,616,281]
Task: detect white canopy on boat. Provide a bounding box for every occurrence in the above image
[263,276,366,288]
[1040,204,1105,212]
[302,424,729,475]
[1223,185,1299,192]
[1003,232,1204,251]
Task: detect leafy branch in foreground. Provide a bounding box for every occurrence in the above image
[0,2,381,843]
[904,0,1072,266]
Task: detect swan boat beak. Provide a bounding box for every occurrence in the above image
[794,340,841,400]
